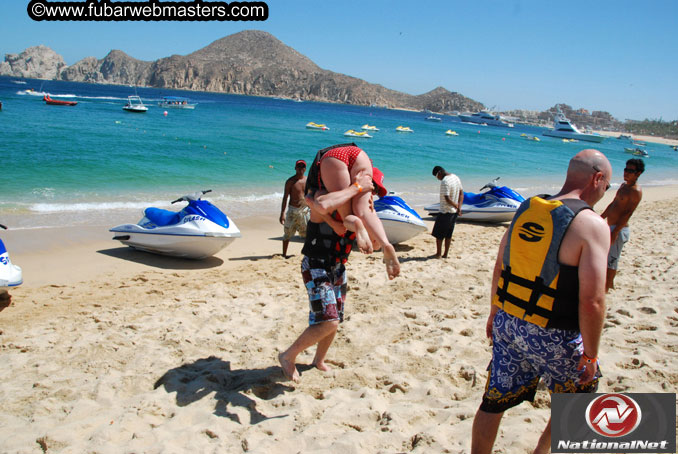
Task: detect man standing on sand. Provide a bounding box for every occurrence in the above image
[601,158,644,292]
[431,165,463,258]
[471,149,612,454]
[278,171,376,383]
[280,160,310,258]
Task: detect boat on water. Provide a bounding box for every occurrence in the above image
[306,122,329,130]
[361,124,379,131]
[158,96,196,109]
[123,95,148,113]
[425,115,442,122]
[625,147,648,157]
[542,111,605,143]
[458,111,512,127]
[344,129,372,138]
[617,134,633,140]
[43,94,77,106]
[445,130,458,136]
[110,190,241,259]
[374,195,427,244]
[395,126,413,133]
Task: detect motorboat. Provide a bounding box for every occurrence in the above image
[425,115,442,122]
[110,190,241,259]
[158,96,196,109]
[344,129,372,138]
[624,147,648,157]
[43,94,77,106]
[374,195,428,244]
[542,110,605,143]
[123,95,148,113]
[425,178,525,223]
[0,224,22,296]
[524,135,540,141]
[459,111,511,127]
[395,126,413,133]
[445,130,458,136]
[306,122,329,130]
[361,124,379,131]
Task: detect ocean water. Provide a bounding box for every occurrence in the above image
[1,76,677,230]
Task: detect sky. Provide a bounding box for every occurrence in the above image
[2,0,677,121]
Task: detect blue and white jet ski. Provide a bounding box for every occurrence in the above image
[425,178,525,223]
[0,224,23,295]
[374,194,428,244]
[110,190,241,259]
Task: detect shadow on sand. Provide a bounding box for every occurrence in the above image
[97,247,224,270]
[154,356,295,424]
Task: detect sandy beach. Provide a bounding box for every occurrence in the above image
[1,187,677,453]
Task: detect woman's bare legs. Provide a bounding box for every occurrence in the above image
[319,156,373,253]
[349,154,401,279]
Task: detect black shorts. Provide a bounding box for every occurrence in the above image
[432,212,458,239]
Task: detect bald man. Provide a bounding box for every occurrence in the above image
[471,149,612,454]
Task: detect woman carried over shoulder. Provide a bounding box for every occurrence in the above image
[305,144,400,280]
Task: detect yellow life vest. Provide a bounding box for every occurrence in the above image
[492,196,590,330]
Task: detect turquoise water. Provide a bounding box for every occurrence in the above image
[1,76,677,229]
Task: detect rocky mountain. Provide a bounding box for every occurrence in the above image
[0,45,67,80]
[1,30,483,112]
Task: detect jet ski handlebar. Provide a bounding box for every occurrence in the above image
[171,189,213,204]
[479,177,501,191]
[0,224,7,230]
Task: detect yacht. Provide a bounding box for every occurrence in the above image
[542,111,605,143]
[458,111,511,127]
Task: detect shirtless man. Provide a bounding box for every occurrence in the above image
[601,158,644,292]
[280,160,310,258]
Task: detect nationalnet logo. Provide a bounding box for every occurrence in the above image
[586,394,642,437]
[552,393,676,453]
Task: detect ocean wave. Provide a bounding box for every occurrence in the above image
[29,200,172,213]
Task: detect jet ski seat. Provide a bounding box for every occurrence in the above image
[144,207,181,227]
[463,192,486,205]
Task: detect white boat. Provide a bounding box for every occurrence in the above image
[123,95,148,113]
[374,195,428,244]
[542,111,605,143]
[425,115,442,122]
[110,191,241,259]
[361,124,379,131]
[458,111,511,127]
[344,129,372,138]
[306,122,329,130]
[158,96,196,109]
[395,126,413,133]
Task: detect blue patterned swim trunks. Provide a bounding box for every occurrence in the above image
[480,309,600,413]
[301,256,347,325]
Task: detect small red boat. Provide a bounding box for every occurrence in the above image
[44,95,77,106]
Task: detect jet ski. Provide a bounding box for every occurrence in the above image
[0,224,23,296]
[374,195,428,244]
[425,178,525,223]
[110,190,241,259]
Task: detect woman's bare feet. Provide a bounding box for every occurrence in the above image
[383,244,400,279]
[355,226,374,254]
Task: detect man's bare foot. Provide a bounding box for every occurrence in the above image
[312,360,331,372]
[383,245,400,279]
[278,352,300,383]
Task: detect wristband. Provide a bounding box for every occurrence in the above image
[353,182,363,192]
[582,352,597,364]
